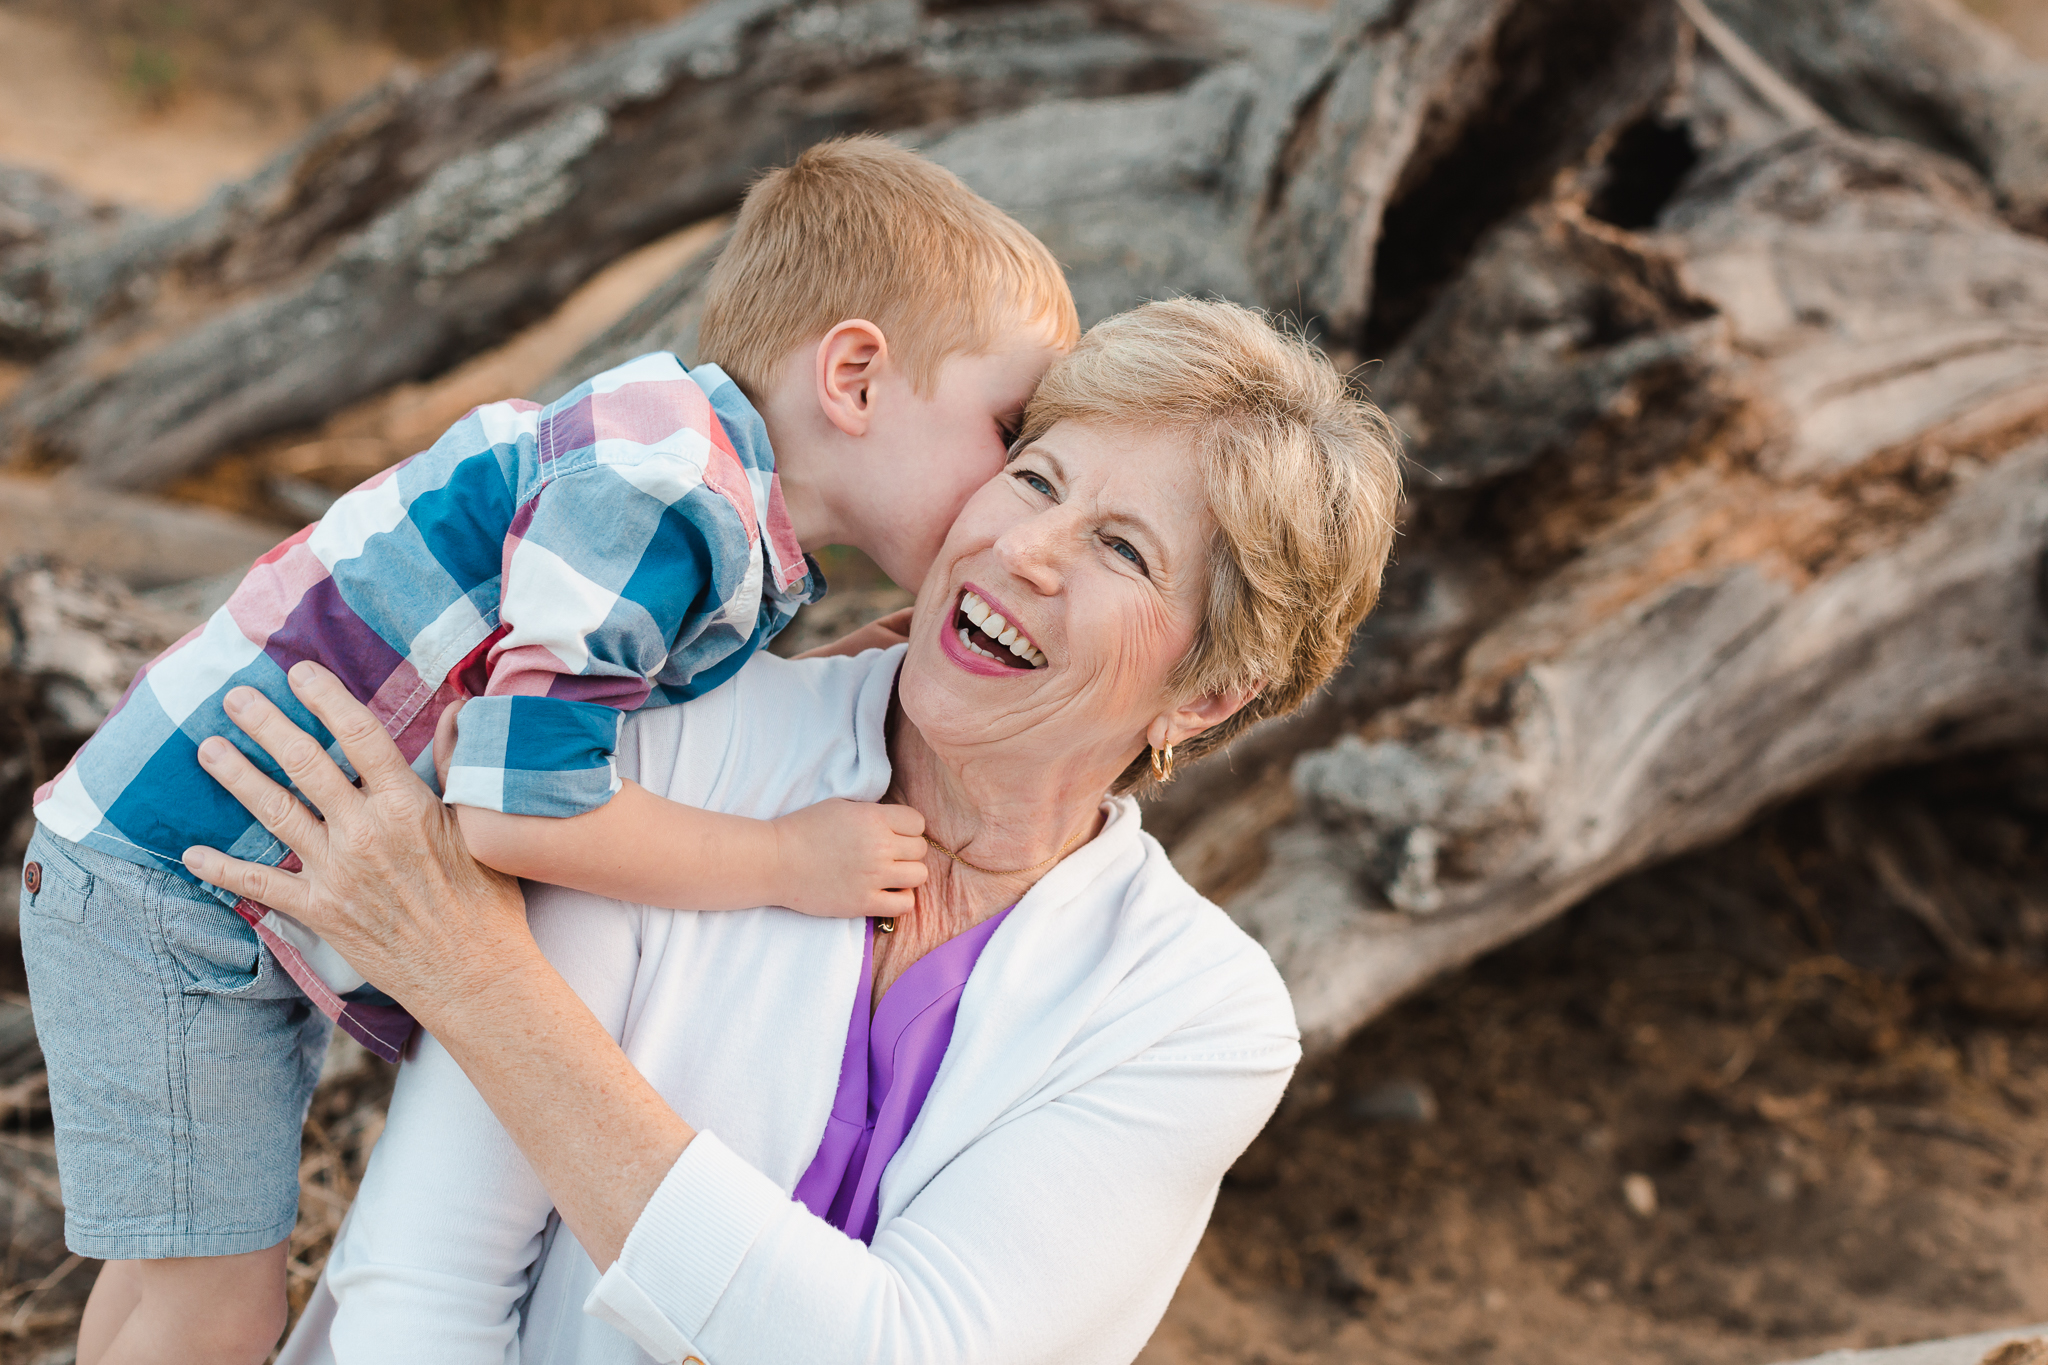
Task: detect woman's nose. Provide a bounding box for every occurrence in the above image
[995,509,1069,595]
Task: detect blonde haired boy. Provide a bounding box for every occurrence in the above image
[23,136,1074,1365]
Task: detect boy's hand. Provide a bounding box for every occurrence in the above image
[771,798,928,918]
[795,606,915,661]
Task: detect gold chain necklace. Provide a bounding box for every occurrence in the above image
[876,827,1083,936]
[922,827,1084,878]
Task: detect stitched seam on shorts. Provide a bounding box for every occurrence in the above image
[138,870,193,1242]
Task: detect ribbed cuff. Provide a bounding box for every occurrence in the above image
[583,1132,788,1350]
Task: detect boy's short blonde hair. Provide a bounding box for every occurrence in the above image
[699,136,1079,397]
[1017,298,1404,792]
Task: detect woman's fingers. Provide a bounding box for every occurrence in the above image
[221,685,362,820]
[182,844,310,918]
[432,697,465,794]
[195,734,331,862]
[287,662,416,796]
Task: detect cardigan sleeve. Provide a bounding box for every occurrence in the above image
[318,891,649,1363]
[585,990,1300,1365]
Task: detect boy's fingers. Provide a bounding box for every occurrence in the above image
[182,845,309,918]
[893,835,928,864]
[287,663,413,794]
[891,860,930,888]
[196,735,329,860]
[221,687,360,818]
[871,888,915,918]
[884,805,925,836]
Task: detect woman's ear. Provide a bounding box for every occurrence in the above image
[815,319,889,437]
[1148,683,1263,754]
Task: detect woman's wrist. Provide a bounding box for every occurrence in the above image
[399,932,556,1043]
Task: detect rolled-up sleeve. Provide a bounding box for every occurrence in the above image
[443,454,746,816]
[584,1014,1300,1365]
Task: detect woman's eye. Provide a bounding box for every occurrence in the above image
[1107,538,1147,573]
[1014,470,1054,498]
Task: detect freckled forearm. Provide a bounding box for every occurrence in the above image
[425,951,692,1268]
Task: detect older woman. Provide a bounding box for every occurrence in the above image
[184,298,1401,1364]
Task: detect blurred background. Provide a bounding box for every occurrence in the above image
[2,1,2047,1362]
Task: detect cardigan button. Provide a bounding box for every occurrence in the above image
[20,862,39,896]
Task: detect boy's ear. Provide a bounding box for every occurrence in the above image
[815,319,889,437]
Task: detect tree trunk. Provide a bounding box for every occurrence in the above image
[0,0,1239,489]
[5,0,2046,1061]
[515,0,2048,1054]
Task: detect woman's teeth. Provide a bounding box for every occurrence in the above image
[959,590,1046,668]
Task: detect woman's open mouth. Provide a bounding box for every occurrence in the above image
[954,587,1045,669]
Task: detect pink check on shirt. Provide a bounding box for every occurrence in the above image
[794,907,1014,1242]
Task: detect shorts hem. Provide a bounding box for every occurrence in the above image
[64,1217,297,1261]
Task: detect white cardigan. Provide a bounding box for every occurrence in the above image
[280,646,1300,1365]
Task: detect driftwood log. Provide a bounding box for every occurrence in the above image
[3,0,2047,1058]
[0,0,1242,488]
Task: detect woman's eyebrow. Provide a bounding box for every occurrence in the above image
[1102,508,1170,569]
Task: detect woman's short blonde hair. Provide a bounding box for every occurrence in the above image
[700,136,1079,398]
[1017,298,1404,792]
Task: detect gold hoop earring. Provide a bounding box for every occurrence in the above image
[1149,743,1176,782]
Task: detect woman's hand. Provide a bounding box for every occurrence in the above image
[185,662,693,1267]
[180,662,531,1018]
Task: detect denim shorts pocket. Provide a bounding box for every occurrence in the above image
[23,834,93,925]
[159,894,273,998]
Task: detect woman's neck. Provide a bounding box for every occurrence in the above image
[873,692,1120,1000]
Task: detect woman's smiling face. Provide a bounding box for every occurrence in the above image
[900,418,1219,778]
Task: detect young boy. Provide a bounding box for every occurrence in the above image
[20,136,1076,1364]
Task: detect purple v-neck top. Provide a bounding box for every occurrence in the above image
[793,907,1013,1243]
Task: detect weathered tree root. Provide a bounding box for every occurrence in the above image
[6,0,2047,1059]
[0,0,1237,489]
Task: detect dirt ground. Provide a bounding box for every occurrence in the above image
[1143,749,2048,1365]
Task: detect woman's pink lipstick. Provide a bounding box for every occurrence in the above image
[941,583,1041,678]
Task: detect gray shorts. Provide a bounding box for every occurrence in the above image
[18,826,330,1260]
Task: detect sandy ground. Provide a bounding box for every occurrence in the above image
[0,8,391,214]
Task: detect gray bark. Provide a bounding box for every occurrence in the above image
[257,0,2048,1059]
[0,475,281,590]
[1168,35,2048,1051]
[6,0,2048,1065]
[1706,0,2048,235]
[542,0,1328,396]
[0,0,1239,489]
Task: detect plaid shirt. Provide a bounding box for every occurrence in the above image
[34,353,821,1060]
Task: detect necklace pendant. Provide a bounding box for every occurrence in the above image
[875,917,896,934]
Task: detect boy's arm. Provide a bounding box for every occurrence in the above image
[444,357,781,830]
[455,785,927,918]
